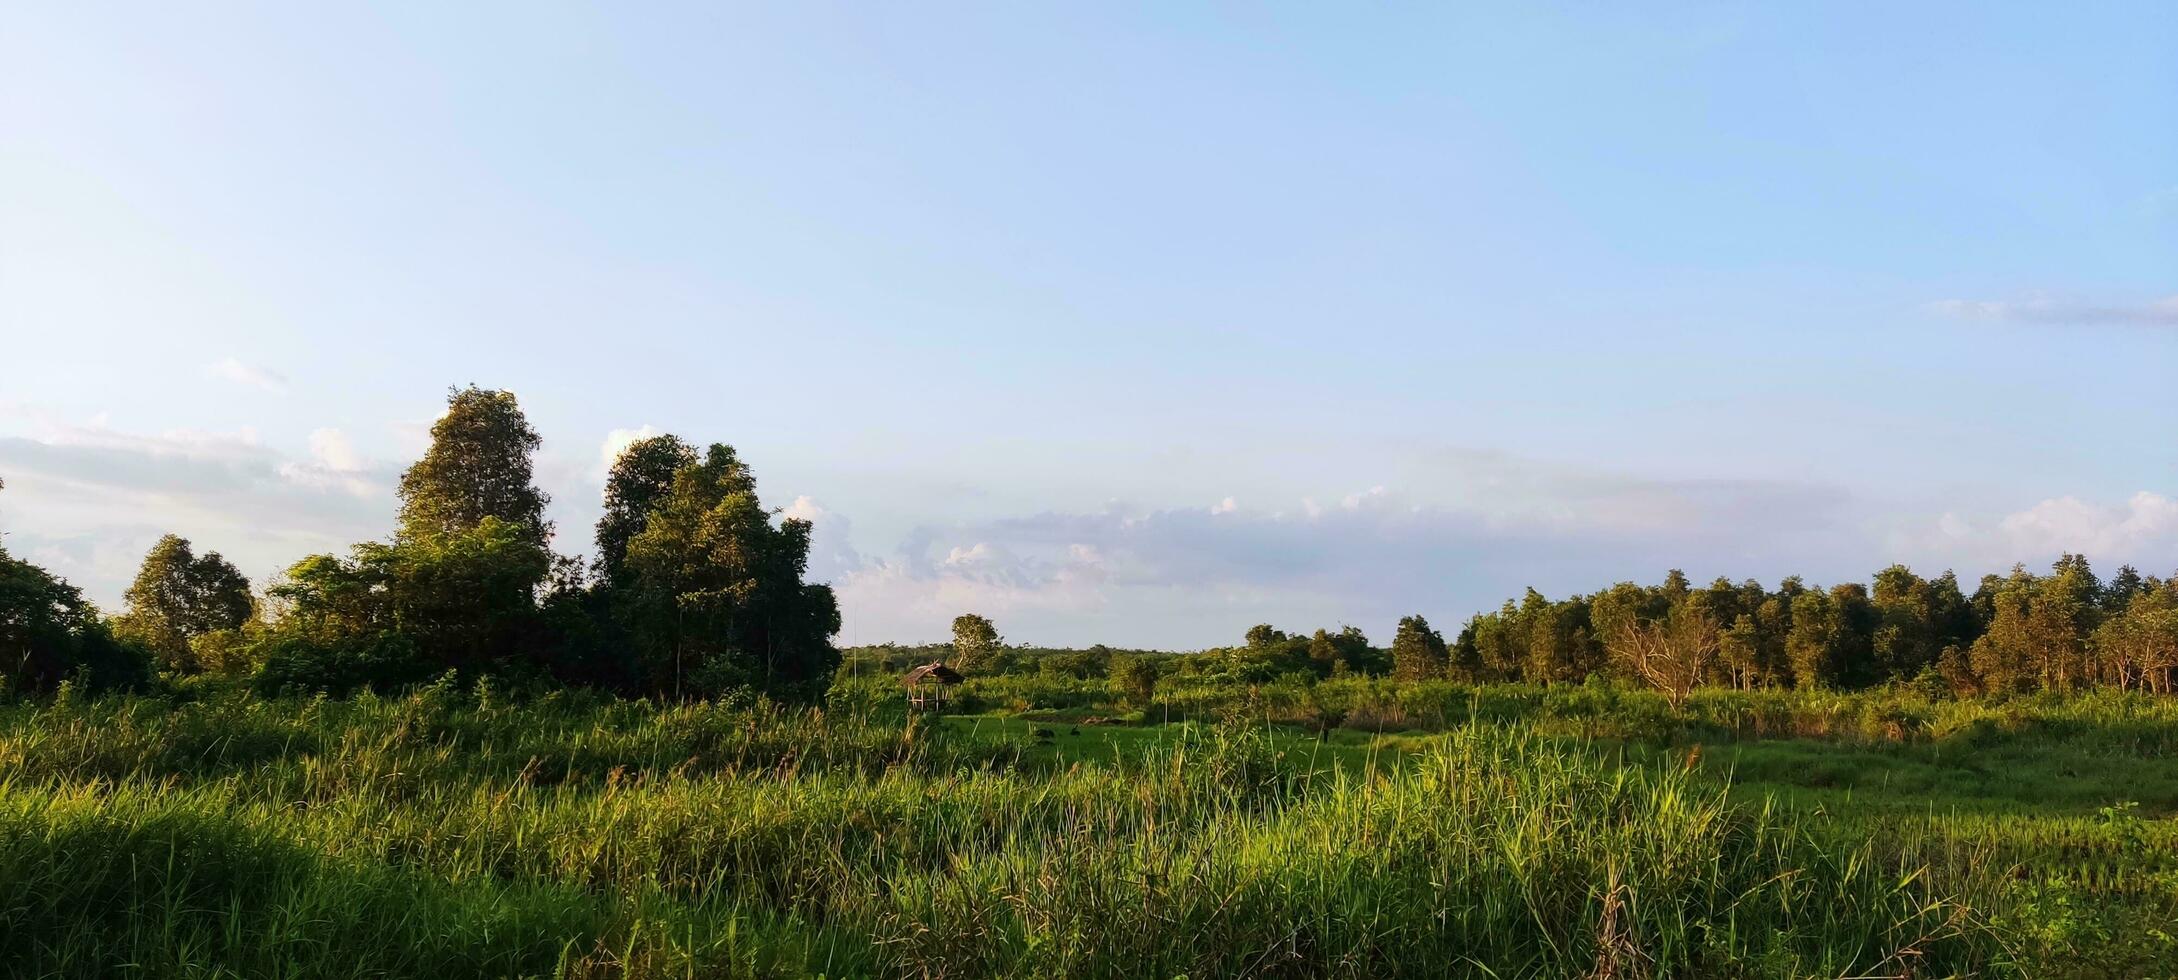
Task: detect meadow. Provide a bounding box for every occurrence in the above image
[1,675,2173,978]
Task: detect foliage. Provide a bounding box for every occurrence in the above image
[0,546,151,694]
[111,534,253,671]
[396,386,551,547]
[614,443,841,701]
[948,612,1002,671]
[265,517,553,683]
[1389,614,1448,680]
[594,433,697,587]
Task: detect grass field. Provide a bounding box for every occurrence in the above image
[1,679,2173,977]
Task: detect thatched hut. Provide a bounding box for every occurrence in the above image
[904,661,964,711]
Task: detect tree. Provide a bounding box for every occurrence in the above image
[1969,566,2038,694]
[1244,624,1288,649]
[1610,598,1718,712]
[1330,625,1379,674]
[595,434,697,586]
[397,386,550,547]
[1389,614,1448,681]
[619,443,841,700]
[2032,554,2101,691]
[1307,629,1341,674]
[2095,584,2178,693]
[1718,614,1761,690]
[951,613,1003,671]
[1112,655,1160,709]
[1786,589,1838,689]
[266,517,553,685]
[0,544,150,694]
[113,534,253,671]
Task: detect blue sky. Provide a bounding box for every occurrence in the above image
[3,3,2173,647]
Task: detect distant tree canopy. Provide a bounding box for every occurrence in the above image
[1437,556,2176,699]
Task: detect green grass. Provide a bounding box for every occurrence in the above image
[1,681,2173,977]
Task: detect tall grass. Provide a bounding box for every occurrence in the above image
[0,683,2046,977]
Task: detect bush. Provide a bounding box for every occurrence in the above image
[252,633,432,697]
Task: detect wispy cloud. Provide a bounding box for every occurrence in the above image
[823,468,1866,647]
[205,357,290,392]
[0,414,395,602]
[1928,294,2178,326]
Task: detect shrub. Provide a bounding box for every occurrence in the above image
[252,633,431,697]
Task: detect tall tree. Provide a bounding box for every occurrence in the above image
[1786,589,1838,689]
[397,386,551,547]
[1718,614,1762,689]
[620,444,841,700]
[595,434,697,586]
[2034,554,2101,691]
[951,613,1003,671]
[114,534,253,671]
[1389,614,1448,681]
[1969,566,2039,694]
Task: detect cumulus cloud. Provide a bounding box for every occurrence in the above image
[778,495,861,582]
[1928,294,2178,326]
[205,357,290,392]
[1916,492,2178,570]
[275,428,384,498]
[308,428,364,472]
[597,425,662,480]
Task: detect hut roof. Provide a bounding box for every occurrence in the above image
[904,662,964,686]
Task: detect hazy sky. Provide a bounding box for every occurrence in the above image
[3,3,2174,647]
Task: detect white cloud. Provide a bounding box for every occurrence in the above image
[1901,491,2178,575]
[205,357,290,392]
[597,425,662,480]
[307,428,364,472]
[1994,492,2178,555]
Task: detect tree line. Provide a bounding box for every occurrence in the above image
[1394,559,2177,705]
[903,558,2177,711]
[0,387,840,700]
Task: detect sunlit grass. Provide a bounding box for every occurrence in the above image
[0,683,2171,976]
